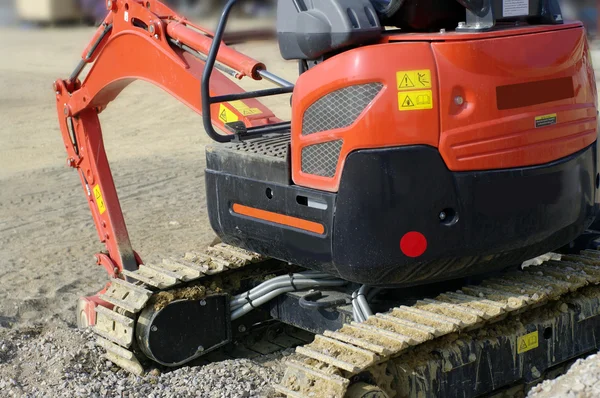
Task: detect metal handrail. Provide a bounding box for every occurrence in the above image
[201,0,293,142]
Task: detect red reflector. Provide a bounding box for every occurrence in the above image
[400,231,427,258]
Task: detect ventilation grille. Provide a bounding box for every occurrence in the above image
[227,133,290,159]
[302,83,383,136]
[301,140,344,178]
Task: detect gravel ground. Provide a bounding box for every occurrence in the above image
[0,322,290,398]
[528,354,600,398]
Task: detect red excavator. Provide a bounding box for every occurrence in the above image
[55,0,600,396]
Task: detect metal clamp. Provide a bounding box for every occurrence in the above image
[299,290,348,310]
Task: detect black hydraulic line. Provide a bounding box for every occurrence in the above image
[292,0,308,12]
[245,121,292,135]
[201,0,240,143]
[69,23,113,82]
[211,87,294,103]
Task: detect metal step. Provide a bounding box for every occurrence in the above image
[121,264,180,289]
[296,335,379,373]
[460,286,532,309]
[94,305,134,347]
[390,306,463,333]
[99,278,152,313]
[274,360,349,398]
[161,258,207,281]
[184,251,230,275]
[415,299,484,324]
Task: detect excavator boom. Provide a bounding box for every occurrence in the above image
[54,0,288,276]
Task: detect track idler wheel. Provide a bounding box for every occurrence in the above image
[76,297,96,328]
[346,382,389,398]
[136,294,231,366]
[76,299,90,328]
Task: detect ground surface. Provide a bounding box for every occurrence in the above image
[2,16,600,398]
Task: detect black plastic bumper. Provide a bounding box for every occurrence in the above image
[206,144,598,286]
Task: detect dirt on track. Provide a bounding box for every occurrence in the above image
[0,22,295,397]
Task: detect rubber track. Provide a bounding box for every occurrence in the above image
[92,243,265,375]
[275,251,600,398]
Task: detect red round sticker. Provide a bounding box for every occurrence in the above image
[400,231,427,258]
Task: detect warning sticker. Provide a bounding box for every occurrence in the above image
[517,331,539,354]
[503,0,529,17]
[93,185,106,215]
[398,90,433,111]
[396,69,431,91]
[218,104,239,124]
[535,113,557,128]
[229,100,262,117]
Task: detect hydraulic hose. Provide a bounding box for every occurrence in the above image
[230,272,331,309]
[231,279,347,320]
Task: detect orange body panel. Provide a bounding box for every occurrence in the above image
[434,26,597,170]
[291,22,598,192]
[291,43,441,192]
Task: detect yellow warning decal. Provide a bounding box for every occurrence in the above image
[93,185,106,215]
[535,113,557,128]
[396,69,431,91]
[229,100,262,117]
[517,331,539,354]
[218,104,239,124]
[398,90,433,111]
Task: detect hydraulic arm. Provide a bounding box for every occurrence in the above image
[54,0,292,324]
[54,0,289,274]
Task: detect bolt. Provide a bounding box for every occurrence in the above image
[197,345,204,353]
[439,28,446,34]
[199,299,207,306]
[149,25,155,34]
[238,325,246,333]
[151,325,158,332]
[154,34,159,40]
[439,211,447,221]
[63,104,69,115]
[454,96,464,106]
[531,366,541,379]
[458,21,466,28]
[106,0,113,10]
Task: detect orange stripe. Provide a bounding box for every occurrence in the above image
[232,204,325,235]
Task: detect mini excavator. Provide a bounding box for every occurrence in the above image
[55,0,600,397]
